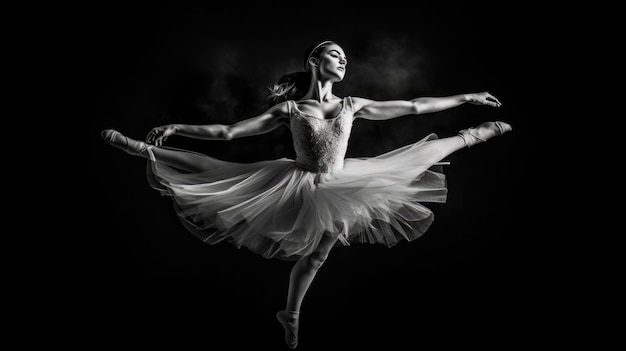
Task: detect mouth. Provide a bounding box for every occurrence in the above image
[337,66,345,72]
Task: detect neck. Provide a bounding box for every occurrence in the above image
[302,74,335,103]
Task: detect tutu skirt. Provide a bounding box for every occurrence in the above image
[147,133,448,260]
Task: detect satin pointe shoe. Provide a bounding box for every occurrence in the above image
[276,310,299,349]
[101,129,155,161]
[457,121,512,148]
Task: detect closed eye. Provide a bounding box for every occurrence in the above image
[329,50,348,63]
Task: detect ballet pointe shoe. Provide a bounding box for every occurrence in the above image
[101,129,155,161]
[458,121,512,148]
[276,310,299,349]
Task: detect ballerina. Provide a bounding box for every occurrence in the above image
[102,40,511,349]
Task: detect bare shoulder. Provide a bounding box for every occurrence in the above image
[348,96,375,112]
[266,100,291,120]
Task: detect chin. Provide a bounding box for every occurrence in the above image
[332,72,345,81]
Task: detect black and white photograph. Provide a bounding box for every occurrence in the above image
[82,1,555,348]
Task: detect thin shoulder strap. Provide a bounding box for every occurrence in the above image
[346,96,354,113]
[286,100,293,116]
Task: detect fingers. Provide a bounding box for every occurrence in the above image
[146,129,164,144]
[146,129,157,144]
[489,96,502,107]
[484,92,502,107]
[485,98,500,107]
[154,135,169,147]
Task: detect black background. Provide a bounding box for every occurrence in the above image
[81,1,559,348]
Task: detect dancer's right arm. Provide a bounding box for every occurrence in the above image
[147,102,290,146]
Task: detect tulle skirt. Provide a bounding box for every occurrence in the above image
[146,133,448,260]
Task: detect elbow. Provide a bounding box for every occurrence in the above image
[222,126,234,140]
[210,125,233,140]
[412,101,422,115]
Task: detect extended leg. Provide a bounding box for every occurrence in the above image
[409,120,513,165]
[277,233,339,349]
[101,129,214,172]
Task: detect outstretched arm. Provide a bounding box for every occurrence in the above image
[353,92,501,121]
[146,102,290,146]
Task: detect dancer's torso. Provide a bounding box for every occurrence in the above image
[288,97,354,173]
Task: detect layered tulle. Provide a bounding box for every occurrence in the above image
[147,133,448,260]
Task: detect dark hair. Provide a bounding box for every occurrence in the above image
[268,40,337,107]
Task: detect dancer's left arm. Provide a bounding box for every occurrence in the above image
[353,92,501,121]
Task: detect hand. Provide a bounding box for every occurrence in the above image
[467,92,502,108]
[146,125,177,146]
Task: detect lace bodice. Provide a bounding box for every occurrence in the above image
[288,97,354,173]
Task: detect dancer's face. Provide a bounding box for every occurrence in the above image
[313,44,348,82]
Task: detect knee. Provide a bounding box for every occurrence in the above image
[307,251,329,270]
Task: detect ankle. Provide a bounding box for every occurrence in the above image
[458,121,512,148]
[102,129,155,161]
[277,310,300,349]
[285,310,300,320]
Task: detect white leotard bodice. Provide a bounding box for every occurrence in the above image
[288,97,354,173]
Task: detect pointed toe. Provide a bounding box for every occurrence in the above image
[101,129,116,142]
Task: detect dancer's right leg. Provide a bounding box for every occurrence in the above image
[277,233,339,349]
[101,129,214,173]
